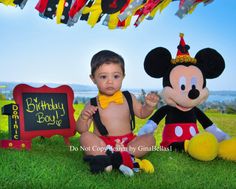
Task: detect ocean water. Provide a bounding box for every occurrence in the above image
[74,91,236,103]
[207,95,236,102]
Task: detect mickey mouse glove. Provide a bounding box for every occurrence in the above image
[138,120,157,136]
[205,124,230,142]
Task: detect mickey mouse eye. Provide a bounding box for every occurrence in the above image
[179,76,186,91]
[191,77,197,89]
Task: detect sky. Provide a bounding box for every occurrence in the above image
[1,0,236,91]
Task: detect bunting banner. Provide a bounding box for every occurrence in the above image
[0,0,214,29]
[0,0,28,9]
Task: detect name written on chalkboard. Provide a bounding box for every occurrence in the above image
[22,93,69,131]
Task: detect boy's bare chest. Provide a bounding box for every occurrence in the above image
[99,102,130,121]
[95,101,132,135]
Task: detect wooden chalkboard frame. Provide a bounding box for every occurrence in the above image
[13,84,76,144]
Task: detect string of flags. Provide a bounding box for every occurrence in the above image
[0,0,27,9]
[0,0,214,29]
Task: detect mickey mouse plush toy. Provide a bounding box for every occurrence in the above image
[139,33,236,161]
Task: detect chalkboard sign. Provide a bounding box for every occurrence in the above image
[22,93,69,131]
[13,84,76,143]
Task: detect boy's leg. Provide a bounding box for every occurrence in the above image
[81,132,134,175]
[127,134,156,158]
[79,131,107,155]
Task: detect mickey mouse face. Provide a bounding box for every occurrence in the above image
[161,65,209,111]
[144,47,225,111]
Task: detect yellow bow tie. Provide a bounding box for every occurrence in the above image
[98,91,124,109]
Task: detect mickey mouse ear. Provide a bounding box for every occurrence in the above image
[195,48,225,79]
[102,0,127,14]
[144,47,172,78]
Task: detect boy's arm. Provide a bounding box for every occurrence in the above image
[76,103,98,134]
[131,92,159,119]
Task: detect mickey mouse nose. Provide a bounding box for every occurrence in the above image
[188,89,200,99]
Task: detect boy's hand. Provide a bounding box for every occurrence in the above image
[80,105,98,121]
[145,92,159,109]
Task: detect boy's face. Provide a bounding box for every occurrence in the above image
[90,63,125,96]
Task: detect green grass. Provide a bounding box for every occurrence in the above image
[1,100,236,189]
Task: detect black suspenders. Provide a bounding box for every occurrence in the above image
[122,91,135,131]
[90,97,108,136]
[90,91,135,136]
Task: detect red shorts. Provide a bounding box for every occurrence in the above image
[99,132,136,149]
[160,123,199,148]
[100,133,136,168]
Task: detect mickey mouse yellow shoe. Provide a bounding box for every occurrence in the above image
[185,132,218,161]
[218,137,236,161]
[135,158,154,173]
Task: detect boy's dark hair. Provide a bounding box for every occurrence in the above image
[91,50,125,76]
